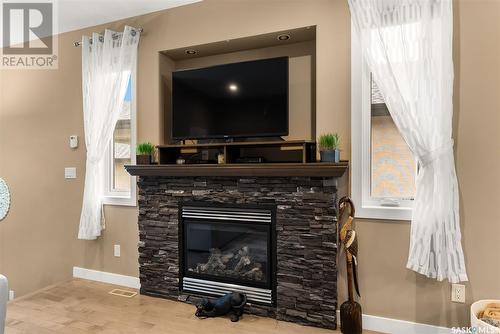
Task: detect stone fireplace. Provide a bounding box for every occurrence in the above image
[137,176,338,329]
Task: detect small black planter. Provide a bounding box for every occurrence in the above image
[320,149,340,163]
[136,154,152,165]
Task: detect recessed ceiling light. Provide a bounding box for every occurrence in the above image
[277,34,290,41]
[185,49,197,55]
[228,83,238,92]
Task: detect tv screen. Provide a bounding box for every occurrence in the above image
[172,57,289,140]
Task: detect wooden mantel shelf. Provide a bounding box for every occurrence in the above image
[125,161,348,178]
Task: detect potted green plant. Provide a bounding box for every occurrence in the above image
[319,133,340,163]
[136,142,155,165]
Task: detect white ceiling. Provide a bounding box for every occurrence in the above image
[57,0,201,35]
[1,0,201,47]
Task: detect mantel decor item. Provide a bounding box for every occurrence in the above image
[195,292,247,322]
[339,197,362,334]
[136,142,155,165]
[319,133,340,163]
[0,178,10,221]
[217,152,225,164]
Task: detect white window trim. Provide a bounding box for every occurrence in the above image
[351,23,413,221]
[103,62,137,207]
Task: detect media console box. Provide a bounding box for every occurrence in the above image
[126,140,348,178]
[157,140,317,165]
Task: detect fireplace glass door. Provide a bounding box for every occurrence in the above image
[184,219,270,287]
[181,205,274,296]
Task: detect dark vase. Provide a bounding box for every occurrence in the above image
[136,154,152,165]
[320,149,340,163]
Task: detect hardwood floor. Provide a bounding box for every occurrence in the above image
[5,279,378,333]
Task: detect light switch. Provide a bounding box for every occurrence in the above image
[64,167,76,179]
[114,244,121,257]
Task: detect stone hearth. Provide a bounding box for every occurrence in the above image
[137,176,338,329]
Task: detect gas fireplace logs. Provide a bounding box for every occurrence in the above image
[189,246,265,282]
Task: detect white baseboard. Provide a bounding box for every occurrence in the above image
[72,267,449,334]
[72,267,140,289]
[337,310,450,334]
[363,314,450,334]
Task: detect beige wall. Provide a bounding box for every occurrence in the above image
[0,0,498,328]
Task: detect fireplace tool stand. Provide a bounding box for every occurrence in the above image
[338,197,362,334]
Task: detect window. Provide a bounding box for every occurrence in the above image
[103,68,137,206]
[351,25,415,220]
[370,78,415,200]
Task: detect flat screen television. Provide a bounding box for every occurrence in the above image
[172,57,289,140]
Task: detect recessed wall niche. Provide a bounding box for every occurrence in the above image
[159,26,316,144]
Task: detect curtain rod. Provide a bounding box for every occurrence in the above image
[73,27,143,47]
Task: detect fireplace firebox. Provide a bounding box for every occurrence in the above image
[179,203,276,305]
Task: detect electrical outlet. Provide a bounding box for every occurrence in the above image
[114,244,121,257]
[451,284,465,303]
[9,290,14,301]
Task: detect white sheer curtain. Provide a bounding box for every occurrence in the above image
[78,26,140,240]
[348,0,467,282]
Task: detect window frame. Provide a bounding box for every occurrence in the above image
[102,62,137,207]
[351,23,413,221]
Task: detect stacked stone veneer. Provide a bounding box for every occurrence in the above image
[137,176,338,329]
